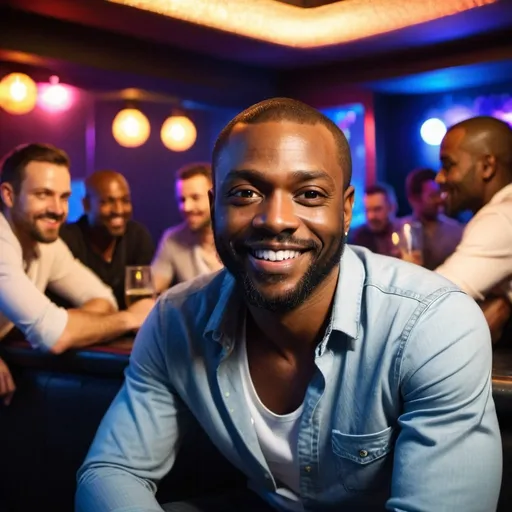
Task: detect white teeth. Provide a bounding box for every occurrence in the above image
[252,249,301,261]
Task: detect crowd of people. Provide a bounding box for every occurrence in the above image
[0,98,511,511]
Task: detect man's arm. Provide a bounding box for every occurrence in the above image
[435,209,512,300]
[0,241,152,353]
[76,301,195,511]
[151,232,175,293]
[386,291,502,511]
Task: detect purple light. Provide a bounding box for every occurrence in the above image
[38,76,73,112]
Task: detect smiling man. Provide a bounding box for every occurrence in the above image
[435,116,512,341]
[77,99,501,512]
[152,163,223,293]
[56,170,155,309]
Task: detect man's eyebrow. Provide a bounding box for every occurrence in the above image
[224,168,336,186]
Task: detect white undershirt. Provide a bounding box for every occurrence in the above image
[238,336,304,511]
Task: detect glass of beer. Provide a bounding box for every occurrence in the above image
[125,266,155,307]
[391,222,424,266]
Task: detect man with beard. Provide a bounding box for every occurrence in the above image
[0,144,155,404]
[56,170,155,309]
[152,162,223,293]
[401,168,463,270]
[349,182,399,256]
[77,99,501,512]
[435,116,512,342]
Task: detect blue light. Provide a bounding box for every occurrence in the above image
[420,118,447,146]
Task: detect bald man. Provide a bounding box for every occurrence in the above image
[435,116,512,341]
[56,170,155,309]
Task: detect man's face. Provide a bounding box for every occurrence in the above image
[363,193,393,233]
[410,180,442,221]
[176,175,212,232]
[437,128,482,215]
[5,161,71,243]
[212,120,354,313]
[85,178,132,237]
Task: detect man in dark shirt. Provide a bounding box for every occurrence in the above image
[349,182,399,256]
[54,170,155,309]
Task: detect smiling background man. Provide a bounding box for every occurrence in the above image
[152,163,223,292]
[56,169,155,309]
[435,116,512,341]
[77,99,501,512]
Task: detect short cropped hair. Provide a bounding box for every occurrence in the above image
[406,168,437,198]
[175,162,212,183]
[0,143,70,208]
[212,97,352,188]
[364,182,397,207]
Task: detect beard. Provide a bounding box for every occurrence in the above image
[13,210,64,244]
[214,230,345,314]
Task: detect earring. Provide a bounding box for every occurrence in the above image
[344,231,348,237]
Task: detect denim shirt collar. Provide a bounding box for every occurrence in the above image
[203,245,365,353]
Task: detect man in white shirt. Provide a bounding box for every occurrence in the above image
[435,116,512,341]
[152,163,223,292]
[0,143,155,405]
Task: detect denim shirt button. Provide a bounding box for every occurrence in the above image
[304,466,312,473]
[359,449,369,458]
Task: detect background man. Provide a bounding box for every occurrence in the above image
[435,116,512,341]
[0,144,154,405]
[56,169,155,309]
[403,167,463,269]
[77,99,501,512]
[349,182,398,256]
[152,163,222,292]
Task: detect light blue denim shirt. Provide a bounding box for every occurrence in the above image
[76,246,502,512]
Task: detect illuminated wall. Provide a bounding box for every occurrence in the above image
[322,103,366,227]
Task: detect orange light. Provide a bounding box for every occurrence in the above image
[160,115,197,152]
[0,73,38,115]
[112,108,150,148]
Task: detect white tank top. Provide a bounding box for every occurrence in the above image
[238,337,304,511]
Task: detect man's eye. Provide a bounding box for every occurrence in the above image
[231,190,257,198]
[297,190,325,200]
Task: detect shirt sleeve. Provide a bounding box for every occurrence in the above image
[151,231,175,285]
[0,240,68,350]
[435,208,512,300]
[76,299,195,512]
[47,239,118,309]
[386,290,502,512]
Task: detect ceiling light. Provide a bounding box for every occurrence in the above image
[107,0,497,48]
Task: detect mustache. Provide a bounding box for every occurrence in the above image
[35,213,65,222]
[237,234,319,251]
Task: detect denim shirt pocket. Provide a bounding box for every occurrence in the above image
[332,426,395,493]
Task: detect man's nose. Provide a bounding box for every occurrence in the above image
[252,192,299,234]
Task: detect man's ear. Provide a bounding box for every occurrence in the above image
[0,182,15,209]
[481,154,497,181]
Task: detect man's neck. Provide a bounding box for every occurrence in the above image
[483,177,512,208]
[3,212,37,262]
[247,268,339,359]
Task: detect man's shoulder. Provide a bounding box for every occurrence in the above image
[159,222,192,244]
[351,245,460,301]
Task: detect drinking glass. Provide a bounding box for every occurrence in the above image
[125,266,155,307]
[391,222,424,266]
